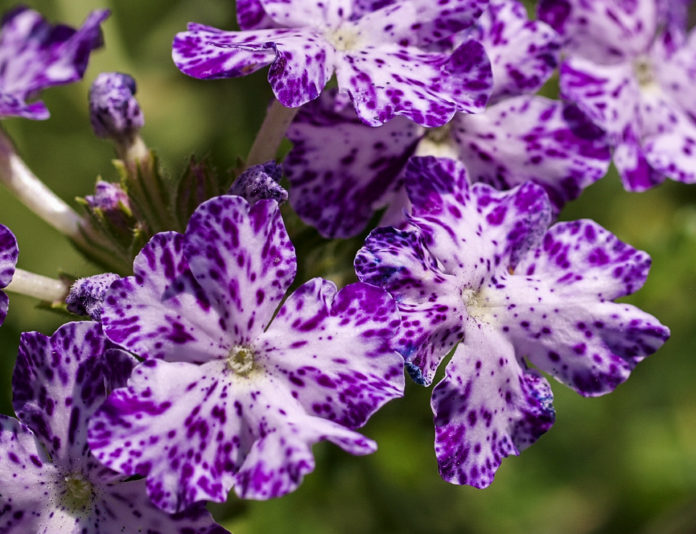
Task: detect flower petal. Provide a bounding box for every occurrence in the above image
[472,0,560,101]
[12,322,135,466]
[184,196,296,343]
[538,0,656,64]
[432,329,555,488]
[88,358,375,512]
[505,220,670,395]
[284,92,422,238]
[0,223,19,289]
[102,232,231,363]
[355,226,465,386]
[336,39,492,127]
[259,0,353,28]
[261,278,405,427]
[237,0,277,30]
[451,96,611,211]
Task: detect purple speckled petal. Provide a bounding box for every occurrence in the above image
[644,127,696,185]
[12,322,135,467]
[405,157,552,279]
[432,329,554,488]
[0,92,48,119]
[0,8,109,119]
[102,232,232,363]
[88,358,375,512]
[614,126,667,192]
[451,95,611,211]
[97,479,229,534]
[237,0,278,29]
[0,415,59,533]
[336,38,492,127]
[355,226,465,386]
[506,220,670,396]
[559,57,638,140]
[284,91,422,238]
[0,225,18,287]
[537,0,656,64]
[261,278,405,427]
[469,0,560,101]
[184,196,296,343]
[260,0,353,28]
[654,29,696,121]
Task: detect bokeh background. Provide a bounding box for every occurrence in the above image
[1,1,695,532]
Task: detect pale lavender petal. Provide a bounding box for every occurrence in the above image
[284,91,422,238]
[96,479,229,534]
[614,127,667,192]
[537,0,656,64]
[184,196,296,343]
[471,0,561,101]
[259,0,353,28]
[0,416,59,533]
[102,232,232,363]
[432,329,554,488]
[88,358,375,512]
[507,220,670,395]
[644,127,696,185]
[451,96,611,211]
[336,38,492,127]
[355,227,465,386]
[12,321,135,467]
[654,29,696,120]
[405,157,552,281]
[0,8,109,119]
[559,57,639,140]
[261,278,405,426]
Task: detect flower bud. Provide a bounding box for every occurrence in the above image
[66,273,120,321]
[89,72,144,142]
[228,161,287,205]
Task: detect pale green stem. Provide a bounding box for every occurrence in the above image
[0,129,83,238]
[5,268,70,303]
[246,99,300,167]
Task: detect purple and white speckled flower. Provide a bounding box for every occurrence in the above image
[355,156,669,488]
[89,194,404,513]
[539,0,696,191]
[284,91,610,238]
[172,0,493,127]
[0,7,108,120]
[0,321,226,534]
[0,223,18,326]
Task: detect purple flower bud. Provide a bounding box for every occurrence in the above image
[228,161,288,205]
[66,273,120,321]
[89,72,144,141]
[84,181,133,233]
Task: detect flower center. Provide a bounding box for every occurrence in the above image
[61,473,94,513]
[226,345,256,376]
[325,24,363,52]
[462,287,493,324]
[634,56,656,89]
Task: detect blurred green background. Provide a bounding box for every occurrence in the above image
[1,1,695,532]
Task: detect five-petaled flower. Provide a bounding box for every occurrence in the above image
[0,321,227,533]
[172,0,493,127]
[88,195,405,513]
[355,156,669,488]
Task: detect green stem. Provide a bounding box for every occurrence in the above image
[246,99,300,167]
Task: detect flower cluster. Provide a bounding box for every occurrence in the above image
[0,0,681,531]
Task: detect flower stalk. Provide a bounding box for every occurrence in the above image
[246,99,299,167]
[4,268,70,303]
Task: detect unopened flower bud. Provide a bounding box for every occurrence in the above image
[228,161,287,205]
[66,273,120,321]
[89,72,144,142]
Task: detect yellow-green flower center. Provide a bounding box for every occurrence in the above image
[227,345,256,376]
[634,56,656,89]
[61,473,94,513]
[326,24,363,52]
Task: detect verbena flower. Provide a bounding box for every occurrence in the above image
[0,321,226,533]
[284,92,610,238]
[0,7,109,120]
[88,195,404,513]
[539,0,696,190]
[172,0,493,127]
[0,223,18,326]
[355,156,669,488]
[89,72,144,142]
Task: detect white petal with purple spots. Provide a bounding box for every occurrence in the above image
[0,223,18,325]
[432,328,554,488]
